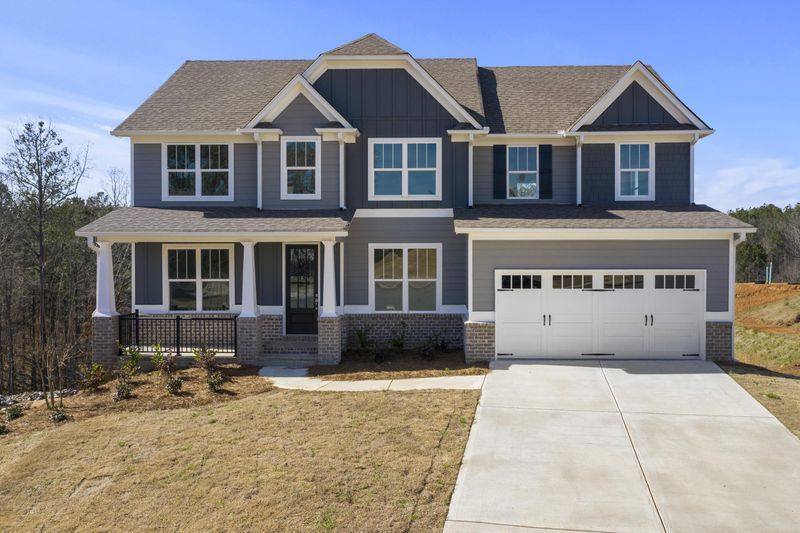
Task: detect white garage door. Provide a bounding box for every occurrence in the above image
[495,270,705,359]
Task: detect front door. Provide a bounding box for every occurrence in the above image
[286,245,318,334]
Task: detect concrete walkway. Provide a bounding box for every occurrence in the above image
[446,360,800,533]
[258,366,486,391]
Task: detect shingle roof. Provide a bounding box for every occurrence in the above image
[478,65,631,134]
[453,205,753,230]
[418,58,485,125]
[76,207,353,235]
[324,33,407,56]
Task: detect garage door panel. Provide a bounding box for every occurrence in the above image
[496,322,544,357]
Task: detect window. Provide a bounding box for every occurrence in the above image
[655,274,696,290]
[501,274,542,290]
[604,274,644,290]
[507,146,538,198]
[368,138,442,200]
[616,143,654,200]
[371,244,441,312]
[163,144,232,200]
[553,274,592,289]
[281,137,321,199]
[165,246,231,311]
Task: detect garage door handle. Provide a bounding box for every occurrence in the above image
[548,314,551,326]
[651,314,654,326]
[543,314,546,326]
[644,314,648,326]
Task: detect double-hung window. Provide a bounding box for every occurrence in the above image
[507,146,538,198]
[616,143,654,200]
[368,138,442,200]
[281,136,321,199]
[371,244,441,312]
[163,144,233,201]
[165,246,232,311]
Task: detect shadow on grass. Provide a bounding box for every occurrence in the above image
[718,361,800,381]
[308,349,489,380]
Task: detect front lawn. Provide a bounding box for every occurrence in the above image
[309,349,489,381]
[0,378,479,531]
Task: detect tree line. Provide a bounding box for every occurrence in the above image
[730,204,800,283]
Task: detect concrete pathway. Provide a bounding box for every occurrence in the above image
[258,366,486,391]
[446,360,800,533]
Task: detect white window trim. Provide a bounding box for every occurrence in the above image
[367,138,442,201]
[161,143,235,202]
[162,244,235,313]
[506,145,539,200]
[281,136,322,200]
[615,142,655,201]
[368,243,443,313]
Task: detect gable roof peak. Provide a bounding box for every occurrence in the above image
[324,33,408,56]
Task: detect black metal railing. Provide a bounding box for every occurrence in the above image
[118,310,237,355]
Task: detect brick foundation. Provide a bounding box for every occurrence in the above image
[236,316,264,364]
[91,315,119,366]
[341,314,465,351]
[464,321,495,362]
[706,321,734,362]
[317,315,343,365]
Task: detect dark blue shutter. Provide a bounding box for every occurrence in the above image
[493,145,507,199]
[539,144,553,199]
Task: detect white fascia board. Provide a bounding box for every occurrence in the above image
[569,61,711,132]
[245,74,354,129]
[303,55,482,129]
[119,130,247,139]
[77,231,349,242]
[237,128,283,135]
[353,208,454,218]
[455,228,756,239]
[473,134,574,147]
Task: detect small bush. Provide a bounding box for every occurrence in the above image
[116,364,133,384]
[166,376,183,395]
[207,371,224,392]
[120,346,142,375]
[151,343,166,371]
[78,362,106,391]
[193,347,219,375]
[389,321,407,349]
[6,404,23,421]
[0,421,7,435]
[49,409,69,423]
[114,381,133,402]
[355,329,372,350]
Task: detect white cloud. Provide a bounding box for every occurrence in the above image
[696,158,800,211]
[0,83,129,123]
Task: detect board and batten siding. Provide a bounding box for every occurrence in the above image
[581,143,690,206]
[132,143,257,207]
[342,217,467,307]
[471,240,729,313]
[473,145,576,204]
[313,69,468,209]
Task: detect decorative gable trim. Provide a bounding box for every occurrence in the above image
[244,75,355,130]
[569,61,710,133]
[302,55,483,129]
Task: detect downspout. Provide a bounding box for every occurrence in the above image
[689,132,699,205]
[338,132,346,210]
[254,133,263,210]
[575,134,584,206]
[468,133,474,207]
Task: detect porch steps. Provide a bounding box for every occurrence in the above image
[267,335,318,355]
[260,353,318,367]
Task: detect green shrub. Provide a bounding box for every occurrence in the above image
[5,404,23,421]
[120,346,142,375]
[193,347,219,375]
[166,376,183,395]
[114,381,133,402]
[355,329,372,350]
[151,343,166,371]
[49,409,69,423]
[207,371,224,392]
[78,362,106,391]
[389,321,407,349]
[0,421,7,435]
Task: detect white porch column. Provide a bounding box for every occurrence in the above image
[321,240,337,317]
[240,241,259,318]
[93,240,117,317]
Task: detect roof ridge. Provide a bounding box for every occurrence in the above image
[184,59,313,63]
[482,64,632,69]
[324,33,407,56]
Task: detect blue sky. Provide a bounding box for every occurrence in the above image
[1,0,798,210]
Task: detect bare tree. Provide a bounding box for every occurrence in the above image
[103,167,129,207]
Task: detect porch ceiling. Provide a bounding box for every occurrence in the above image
[76,207,353,241]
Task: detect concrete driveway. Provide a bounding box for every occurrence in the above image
[446,360,800,532]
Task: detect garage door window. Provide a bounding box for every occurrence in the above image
[501,274,542,290]
[656,274,696,290]
[604,274,644,290]
[553,274,592,289]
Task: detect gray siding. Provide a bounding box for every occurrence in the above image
[474,145,576,204]
[132,143,257,207]
[591,81,679,128]
[472,240,729,313]
[261,140,340,209]
[272,93,330,135]
[581,143,690,206]
[313,69,468,209]
[134,242,162,305]
[343,217,467,306]
[256,243,282,306]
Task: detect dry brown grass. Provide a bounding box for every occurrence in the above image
[308,350,489,381]
[0,383,479,531]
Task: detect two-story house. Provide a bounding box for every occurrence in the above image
[78,33,753,365]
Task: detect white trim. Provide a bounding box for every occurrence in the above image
[506,145,540,200]
[240,241,259,318]
[338,137,346,209]
[729,235,737,331]
[353,208,453,219]
[131,242,136,308]
[615,142,655,201]
[77,231,348,242]
[468,311,495,322]
[575,135,583,205]
[280,136,322,200]
[160,143,235,202]
[368,243,443,313]
[467,136,474,207]
[705,311,731,321]
[116,130,248,138]
[320,240,337,317]
[339,242,344,309]
[341,304,466,316]
[245,75,354,130]
[302,55,482,129]
[161,244,235,312]
[367,138,442,201]
[689,133,699,204]
[256,140,263,210]
[569,61,710,132]
[258,305,284,316]
[457,228,756,239]
[467,234,473,315]
[129,140,135,206]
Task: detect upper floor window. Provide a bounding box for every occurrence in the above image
[616,143,654,201]
[281,136,321,200]
[507,146,538,198]
[368,138,442,201]
[163,144,233,201]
